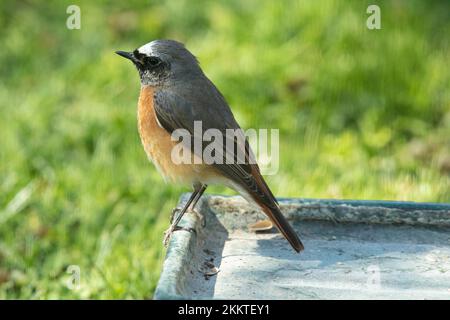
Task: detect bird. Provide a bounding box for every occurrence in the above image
[116,40,304,252]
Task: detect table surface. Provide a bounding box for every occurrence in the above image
[154,195,450,300]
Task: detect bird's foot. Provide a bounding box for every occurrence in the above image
[163,225,176,247]
[163,225,196,247]
[169,207,181,224]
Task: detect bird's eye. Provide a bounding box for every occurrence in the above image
[145,56,161,67]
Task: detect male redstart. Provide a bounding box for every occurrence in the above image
[116,40,304,252]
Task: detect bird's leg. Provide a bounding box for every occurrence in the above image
[163,188,199,246]
[172,183,206,227]
[169,184,207,223]
[163,183,207,246]
[189,184,208,227]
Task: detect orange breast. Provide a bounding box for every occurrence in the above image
[137,85,218,185]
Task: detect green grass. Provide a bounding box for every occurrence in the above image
[0,0,449,298]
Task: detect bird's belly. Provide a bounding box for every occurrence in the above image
[137,85,217,185]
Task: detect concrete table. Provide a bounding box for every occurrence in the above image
[154,195,450,299]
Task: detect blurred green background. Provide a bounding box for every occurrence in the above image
[0,0,449,298]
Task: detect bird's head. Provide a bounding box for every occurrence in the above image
[116,39,201,86]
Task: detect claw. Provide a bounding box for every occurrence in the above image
[170,207,181,224]
[163,227,173,247]
[163,225,196,247]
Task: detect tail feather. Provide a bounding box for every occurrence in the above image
[258,202,304,252]
[223,160,304,252]
[247,165,304,252]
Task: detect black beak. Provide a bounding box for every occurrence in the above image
[116,50,144,67]
[115,50,134,61]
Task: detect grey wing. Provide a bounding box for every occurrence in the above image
[153,84,278,207]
